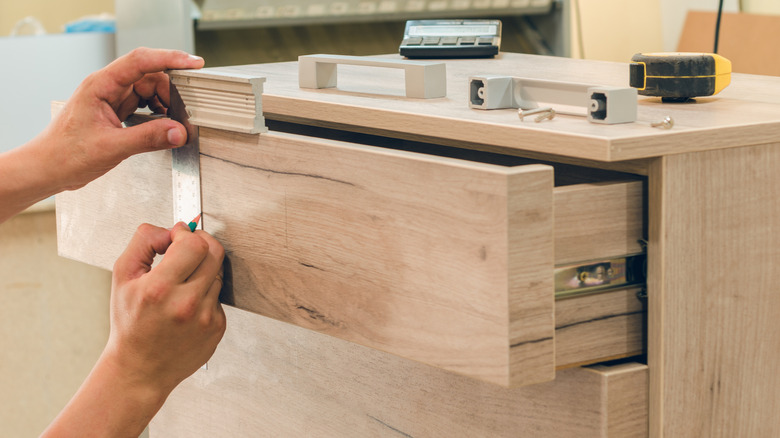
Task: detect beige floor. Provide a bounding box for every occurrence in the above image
[0,204,111,437]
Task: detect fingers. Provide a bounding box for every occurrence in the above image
[92,48,203,117]
[113,224,173,282]
[206,268,225,302]
[155,223,225,286]
[188,232,225,295]
[102,48,204,91]
[112,118,188,156]
[132,72,172,110]
[155,223,210,283]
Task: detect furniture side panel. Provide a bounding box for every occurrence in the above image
[648,144,780,437]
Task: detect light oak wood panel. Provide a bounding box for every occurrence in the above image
[55,148,173,270]
[556,287,645,368]
[648,143,780,437]
[591,361,650,437]
[214,53,780,162]
[199,127,555,387]
[554,180,645,265]
[151,305,648,438]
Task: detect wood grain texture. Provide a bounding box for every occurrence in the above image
[648,144,780,437]
[169,69,267,134]
[590,362,650,438]
[554,180,645,265]
[211,53,780,161]
[198,127,555,387]
[556,287,645,368]
[151,305,648,438]
[55,149,172,271]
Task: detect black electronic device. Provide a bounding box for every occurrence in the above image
[399,19,501,59]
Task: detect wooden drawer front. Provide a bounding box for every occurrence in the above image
[152,305,648,438]
[56,126,644,388]
[200,127,554,387]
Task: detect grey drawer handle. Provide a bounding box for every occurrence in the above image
[298,54,446,99]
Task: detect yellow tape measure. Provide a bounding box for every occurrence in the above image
[630,52,732,102]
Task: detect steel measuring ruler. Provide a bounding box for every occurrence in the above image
[168,80,202,230]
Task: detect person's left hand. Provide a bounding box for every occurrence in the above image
[35,47,205,191]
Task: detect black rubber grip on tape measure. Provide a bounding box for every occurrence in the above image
[639,76,715,99]
[629,63,645,89]
[633,53,716,77]
[630,53,717,99]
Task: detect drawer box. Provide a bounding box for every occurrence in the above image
[151,304,648,437]
[56,122,645,387]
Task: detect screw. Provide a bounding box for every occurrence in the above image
[534,109,556,123]
[518,107,554,121]
[650,116,674,129]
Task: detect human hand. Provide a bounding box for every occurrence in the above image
[38,47,205,191]
[104,222,226,397]
[40,223,226,437]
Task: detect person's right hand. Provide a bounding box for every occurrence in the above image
[105,222,227,397]
[40,223,226,437]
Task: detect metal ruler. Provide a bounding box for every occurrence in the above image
[169,80,202,230]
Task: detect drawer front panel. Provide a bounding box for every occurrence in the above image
[200,128,555,387]
[151,305,648,438]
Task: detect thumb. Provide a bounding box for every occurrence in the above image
[113,118,189,156]
[113,224,174,282]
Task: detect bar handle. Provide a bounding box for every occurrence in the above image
[298,54,446,99]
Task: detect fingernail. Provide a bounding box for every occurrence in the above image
[167,128,184,145]
[188,54,204,62]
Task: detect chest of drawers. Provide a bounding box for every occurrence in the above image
[56,53,780,437]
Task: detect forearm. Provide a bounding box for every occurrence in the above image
[0,133,65,223]
[41,348,169,438]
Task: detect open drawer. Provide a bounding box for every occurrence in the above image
[56,123,645,388]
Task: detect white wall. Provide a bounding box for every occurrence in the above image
[0,32,115,153]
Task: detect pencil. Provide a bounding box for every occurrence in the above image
[187,213,201,232]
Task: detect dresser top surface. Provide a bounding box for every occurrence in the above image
[208,53,780,162]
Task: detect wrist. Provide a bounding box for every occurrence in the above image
[96,345,172,411]
[40,346,172,438]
